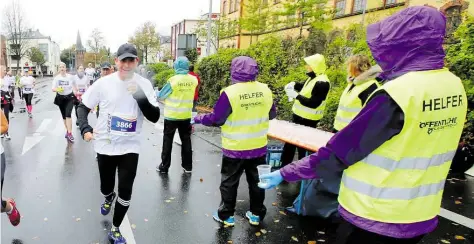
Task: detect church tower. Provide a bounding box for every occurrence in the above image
[75,31,85,69]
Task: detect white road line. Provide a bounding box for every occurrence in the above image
[35,118,52,133]
[465,165,474,177]
[21,135,45,155]
[439,208,474,229]
[120,214,136,244]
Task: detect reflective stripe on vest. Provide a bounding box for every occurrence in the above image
[224,118,269,127]
[333,80,378,131]
[339,69,468,224]
[222,128,269,140]
[342,174,445,200]
[164,74,198,119]
[292,75,330,121]
[221,82,273,151]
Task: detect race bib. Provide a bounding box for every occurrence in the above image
[24,87,32,92]
[79,88,86,93]
[59,80,69,86]
[108,114,137,136]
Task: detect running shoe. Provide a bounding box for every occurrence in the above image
[66,133,74,143]
[245,211,260,226]
[101,192,116,216]
[4,134,10,140]
[28,113,32,118]
[1,134,4,138]
[108,228,127,244]
[6,199,20,226]
[156,166,168,174]
[212,212,235,226]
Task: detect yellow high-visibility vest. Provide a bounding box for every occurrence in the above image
[333,79,379,131]
[292,75,330,121]
[164,74,198,120]
[339,68,467,223]
[221,82,273,151]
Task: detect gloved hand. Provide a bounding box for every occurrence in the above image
[258,170,284,189]
[56,86,64,93]
[284,81,296,90]
[285,88,299,99]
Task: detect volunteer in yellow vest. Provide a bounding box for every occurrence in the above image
[194,56,277,227]
[333,54,381,132]
[280,54,330,167]
[259,6,468,243]
[157,56,198,174]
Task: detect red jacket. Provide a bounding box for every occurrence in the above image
[189,71,201,101]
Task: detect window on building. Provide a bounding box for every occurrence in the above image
[335,0,346,17]
[223,1,227,15]
[230,0,235,12]
[353,0,365,13]
[39,43,49,61]
[385,0,396,5]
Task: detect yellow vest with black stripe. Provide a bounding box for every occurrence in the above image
[292,75,330,121]
[333,79,379,131]
[164,74,198,119]
[221,82,273,151]
[339,69,467,223]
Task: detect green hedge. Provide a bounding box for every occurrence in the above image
[153,69,175,89]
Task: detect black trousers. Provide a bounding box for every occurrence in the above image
[159,119,192,171]
[336,219,425,244]
[17,88,22,100]
[97,153,139,227]
[218,156,267,220]
[280,114,319,166]
[24,93,33,106]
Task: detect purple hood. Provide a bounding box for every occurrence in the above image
[231,56,258,83]
[367,6,446,80]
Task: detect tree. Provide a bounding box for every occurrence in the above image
[60,45,76,69]
[2,0,31,74]
[184,49,198,64]
[87,28,105,64]
[129,21,161,64]
[240,0,269,44]
[279,0,330,38]
[27,47,45,72]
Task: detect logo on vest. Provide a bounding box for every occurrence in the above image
[419,117,458,135]
[239,92,265,110]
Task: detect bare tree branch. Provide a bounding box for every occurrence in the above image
[2,0,31,73]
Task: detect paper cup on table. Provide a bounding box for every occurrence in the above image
[257,165,272,186]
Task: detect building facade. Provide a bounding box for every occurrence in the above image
[170,13,220,60]
[6,29,61,75]
[75,31,85,69]
[219,0,472,49]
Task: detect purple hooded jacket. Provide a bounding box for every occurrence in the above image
[280,6,447,239]
[194,56,277,159]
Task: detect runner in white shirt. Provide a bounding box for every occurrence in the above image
[85,63,96,86]
[52,62,77,143]
[74,65,89,126]
[77,43,160,244]
[4,71,15,100]
[20,70,35,118]
[0,69,14,139]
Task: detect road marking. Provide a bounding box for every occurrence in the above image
[439,208,474,229]
[22,135,45,155]
[120,214,136,244]
[36,118,52,133]
[465,165,474,177]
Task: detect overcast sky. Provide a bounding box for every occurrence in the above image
[0,0,220,51]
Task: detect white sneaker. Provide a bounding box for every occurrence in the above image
[5,134,11,140]
[182,167,192,174]
[0,134,4,138]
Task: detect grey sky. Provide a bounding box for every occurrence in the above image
[0,0,220,52]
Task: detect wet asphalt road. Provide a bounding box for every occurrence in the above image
[1,77,474,244]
